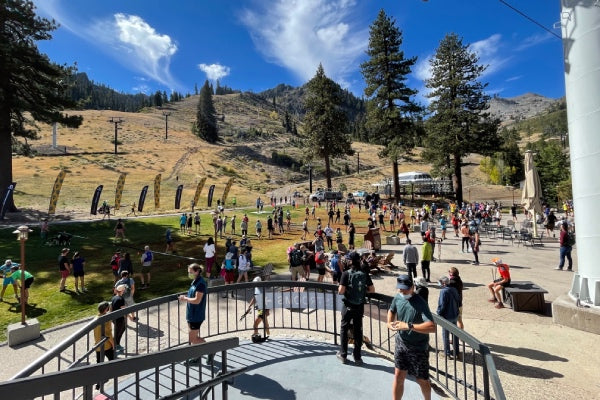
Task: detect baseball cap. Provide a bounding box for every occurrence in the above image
[396,275,413,290]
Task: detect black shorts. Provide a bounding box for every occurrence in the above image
[23,277,34,289]
[394,343,430,380]
[73,270,84,278]
[317,267,326,276]
[188,321,203,330]
[494,278,511,287]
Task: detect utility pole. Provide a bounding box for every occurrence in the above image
[357,152,360,174]
[108,117,123,154]
[163,112,171,140]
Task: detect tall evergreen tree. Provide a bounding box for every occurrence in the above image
[0,0,82,210]
[303,64,353,189]
[194,80,218,143]
[424,33,500,204]
[360,9,421,199]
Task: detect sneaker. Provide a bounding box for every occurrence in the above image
[59,288,66,292]
[495,302,505,309]
[354,358,363,366]
[185,357,201,366]
[487,298,497,303]
[206,353,214,363]
[566,268,573,271]
[554,267,563,270]
[230,292,235,298]
[82,287,88,292]
[336,352,348,364]
[115,345,124,353]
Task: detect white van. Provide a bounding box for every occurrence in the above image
[397,171,433,183]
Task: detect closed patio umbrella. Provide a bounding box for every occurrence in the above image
[521,151,543,236]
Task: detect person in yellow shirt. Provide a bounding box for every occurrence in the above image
[421,240,433,283]
[93,301,115,363]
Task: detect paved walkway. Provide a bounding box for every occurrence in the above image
[1,222,599,399]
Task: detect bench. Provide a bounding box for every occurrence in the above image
[503,281,548,313]
[248,263,274,281]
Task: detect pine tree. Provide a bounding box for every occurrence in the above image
[360,9,421,199]
[194,83,199,95]
[423,33,501,204]
[194,80,218,143]
[0,0,83,211]
[153,91,163,107]
[303,64,353,189]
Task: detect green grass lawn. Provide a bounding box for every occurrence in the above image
[0,205,371,342]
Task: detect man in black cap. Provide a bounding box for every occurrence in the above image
[387,274,436,400]
[336,252,375,366]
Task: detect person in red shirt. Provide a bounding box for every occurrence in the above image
[486,258,511,309]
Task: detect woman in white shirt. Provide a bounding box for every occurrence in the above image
[203,237,216,278]
[237,249,250,283]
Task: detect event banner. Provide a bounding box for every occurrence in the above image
[207,184,216,207]
[138,185,148,212]
[193,177,207,208]
[153,174,161,209]
[254,289,344,311]
[48,170,67,215]
[222,177,234,205]
[0,183,16,220]
[175,184,184,209]
[114,173,126,210]
[90,185,103,215]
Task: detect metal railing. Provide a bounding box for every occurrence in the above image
[8,280,505,400]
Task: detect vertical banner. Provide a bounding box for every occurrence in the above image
[154,174,161,209]
[48,170,67,215]
[138,185,148,212]
[221,178,234,205]
[90,185,103,215]
[175,184,184,209]
[207,184,216,207]
[193,177,207,208]
[114,173,126,210]
[0,183,16,220]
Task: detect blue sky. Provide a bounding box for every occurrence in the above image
[33,0,565,102]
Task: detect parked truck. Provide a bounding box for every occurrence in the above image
[310,189,343,202]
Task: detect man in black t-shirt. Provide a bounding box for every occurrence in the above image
[337,254,375,366]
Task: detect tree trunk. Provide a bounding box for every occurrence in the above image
[324,155,332,189]
[393,161,400,201]
[0,105,16,212]
[453,152,463,204]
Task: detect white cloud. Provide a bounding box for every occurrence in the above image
[198,63,231,81]
[506,75,522,82]
[470,34,511,78]
[240,0,368,86]
[515,32,553,51]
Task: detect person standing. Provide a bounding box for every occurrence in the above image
[347,222,356,250]
[203,237,216,278]
[324,224,334,250]
[437,276,460,359]
[336,253,375,366]
[255,219,263,240]
[111,284,127,354]
[140,246,153,289]
[114,219,126,241]
[470,229,480,265]
[71,251,87,294]
[556,222,574,271]
[288,244,304,281]
[421,240,432,283]
[241,214,249,236]
[93,301,115,365]
[246,276,270,337]
[115,271,136,321]
[187,213,193,235]
[402,239,419,279]
[414,277,429,302]
[387,275,436,400]
[178,264,208,365]
[460,223,470,253]
[58,248,71,292]
[118,252,134,277]
[179,213,187,232]
[40,218,49,244]
[230,214,237,235]
[448,267,464,330]
[194,212,201,235]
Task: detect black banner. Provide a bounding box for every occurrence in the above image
[138,185,148,212]
[207,184,216,207]
[90,185,103,215]
[0,183,16,220]
[175,184,184,209]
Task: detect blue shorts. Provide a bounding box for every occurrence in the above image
[3,277,14,286]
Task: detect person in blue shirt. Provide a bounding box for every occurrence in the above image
[437,276,461,358]
[328,250,342,284]
[0,260,19,301]
[178,263,208,365]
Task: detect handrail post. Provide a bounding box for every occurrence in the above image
[333,289,338,345]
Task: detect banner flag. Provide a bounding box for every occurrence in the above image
[0,183,16,220]
[154,174,161,209]
[221,178,234,205]
[48,170,67,215]
[114,173,126,210]
[90,185,103,215]
[207,184,216,207]
[138,185,148,212]
[175,184,184,209]
[193,177,207,208]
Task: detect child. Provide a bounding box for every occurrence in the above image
[246,277,270,338]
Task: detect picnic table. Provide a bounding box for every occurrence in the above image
[503,281,548,313]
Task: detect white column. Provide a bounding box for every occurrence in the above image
[561,0,600,306]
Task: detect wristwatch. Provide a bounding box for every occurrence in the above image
[408,322,414,331]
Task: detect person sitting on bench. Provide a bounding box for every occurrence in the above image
[487,258,511,309]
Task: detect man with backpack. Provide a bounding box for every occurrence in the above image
[337,253,375,366]
[556,222,574,271]
[114,271,136,321]
[288,244,304,281]
[140,245,153,289]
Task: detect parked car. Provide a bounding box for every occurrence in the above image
[293,191,303,198]
[311,189,343,202]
